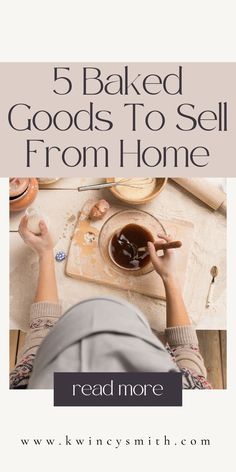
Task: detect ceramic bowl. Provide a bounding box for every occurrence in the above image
[9,178,39,212]
[106,177,167,205]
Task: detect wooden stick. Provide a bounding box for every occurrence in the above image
[139,240,182,252]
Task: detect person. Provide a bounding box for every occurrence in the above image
[10,216,211,389]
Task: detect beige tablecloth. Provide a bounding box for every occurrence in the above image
[10,178,226,332]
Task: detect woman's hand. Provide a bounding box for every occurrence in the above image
[18,215,54,258]
[148,233,179,283]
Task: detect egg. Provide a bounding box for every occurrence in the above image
[89,199,110,221]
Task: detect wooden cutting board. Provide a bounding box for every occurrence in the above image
[66,200,195,300]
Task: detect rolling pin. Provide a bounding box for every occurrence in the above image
[171,178,226,215]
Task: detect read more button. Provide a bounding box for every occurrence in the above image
[54,372,182,407]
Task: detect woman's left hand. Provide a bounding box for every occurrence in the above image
[18,216,54,257]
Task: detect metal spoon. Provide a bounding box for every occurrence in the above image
[77,182,144,191]
[206,265,219,308]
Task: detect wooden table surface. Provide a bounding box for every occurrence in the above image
[10,178,226,332]
[9,328,227,389]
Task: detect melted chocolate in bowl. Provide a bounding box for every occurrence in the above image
[109,223,154,270]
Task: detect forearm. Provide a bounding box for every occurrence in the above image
[163,275,191,327]
[163,277,209,383]
[10,301,62,389]
[35,250,59,303]
[165,326,209,384]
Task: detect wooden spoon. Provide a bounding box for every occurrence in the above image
[138,240,182,252]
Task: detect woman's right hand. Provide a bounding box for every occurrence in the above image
[18,215,54,258]
[148,233,179,283]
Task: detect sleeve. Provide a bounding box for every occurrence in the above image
[10,301,62,389]
[165,325,212,389]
